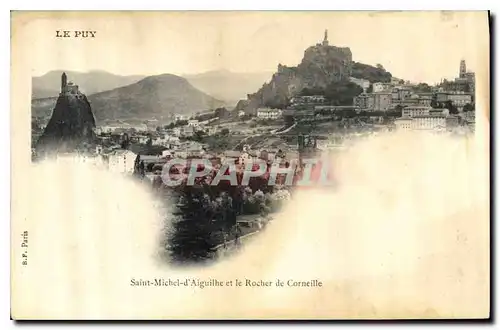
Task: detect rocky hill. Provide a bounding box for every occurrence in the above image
[351,62,392,83]
[237,35,392,113]
[32,70,145,99]
[36,92,97,153]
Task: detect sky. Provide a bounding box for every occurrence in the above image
[14,11,489,84]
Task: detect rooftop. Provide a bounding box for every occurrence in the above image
[412,115,447,118]
[108,149,136,156]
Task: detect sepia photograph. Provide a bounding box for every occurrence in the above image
[11,11,490,320]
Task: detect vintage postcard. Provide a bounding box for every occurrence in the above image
[11,11,490,320]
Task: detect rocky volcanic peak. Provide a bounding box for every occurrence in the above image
[36,87,97,153]
[298,44,352,87]
[239,35,354,113]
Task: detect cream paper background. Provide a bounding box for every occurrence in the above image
[10,11,490,319]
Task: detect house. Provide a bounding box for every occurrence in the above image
[174,114,187,121]
[353,93,373,110]
[206,126,218,135]
[402,106,432,117]
[137,135,149,144]
[181,126,195,137]
[290,95,326,105]
[464,111,475,122]
[447,92,473,107]
[412,115,447,131]
[391,98,420,108]
[373,93,392,111]
[162,150,173,159]
[107,149,137,173]
[391,87,412,101]
[256,108,283,120]
[188,119,200,127]
[416,96,432,107]
[394,114,447,132]
[372,82,392,93]
[186,143,205,158]
[354,93,392,111]
[394,117,412,131]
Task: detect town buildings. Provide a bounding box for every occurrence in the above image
[373,93,392,111]
[440,59,476,93]
[394,115,447,131]
[435,91,473,109]
[353,92,392,111]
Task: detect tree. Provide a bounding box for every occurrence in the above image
[299,87,324,96]
[120,133,130,149]
[192,130,206,142]
[415,83,432,93]
[221,128,230,136]
[463,103,475,112]
[350,62,390,85]
[324,81,363,105]
[366,84,373,93]
[168,188,218,264]
[133,155,144,178]
[146,135,153,147]
[444,101,459,115]
[215,107,229,118]
[430,95,438,108]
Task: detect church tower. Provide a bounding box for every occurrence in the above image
[459,60,466,78]
[322,29,329,46]
[61,72,67,93]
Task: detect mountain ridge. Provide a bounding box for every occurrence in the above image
[32,73,226,122]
